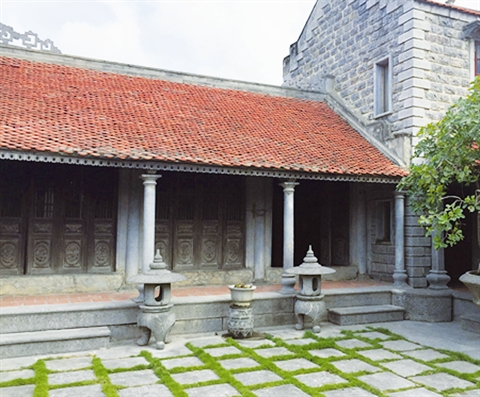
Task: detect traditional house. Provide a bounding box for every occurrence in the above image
[0,41,408,297]
[283,0,480,287]
[1,0,479,306]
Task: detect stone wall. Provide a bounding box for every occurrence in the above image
[367,185,396,282]
[404,198,431,287]
[401,1,478,148]
[283,0,479,163]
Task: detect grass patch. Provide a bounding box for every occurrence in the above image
[92,357,118,397]
[32,360,49,397]
[186,342,255,396]
[141,350,188,397]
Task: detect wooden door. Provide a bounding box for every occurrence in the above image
[155,173,245,270]
[0,161,117,275]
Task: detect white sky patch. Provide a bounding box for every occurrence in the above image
[1,0,479,84]
[0,0,315,84]
[57,2,152,67]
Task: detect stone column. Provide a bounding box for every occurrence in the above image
[426,231,450,289]
[126,171,142,280]
[141,172,162,274]
[393,191,408,287]
[279,180,298,294]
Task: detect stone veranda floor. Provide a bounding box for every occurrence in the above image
[1,321,479,397]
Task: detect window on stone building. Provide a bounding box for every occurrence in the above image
[374,56,392,117]
[375,200,392,243]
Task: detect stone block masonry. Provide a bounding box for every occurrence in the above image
[283,0,479,165]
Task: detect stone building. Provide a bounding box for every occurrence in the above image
[283,0,480,287]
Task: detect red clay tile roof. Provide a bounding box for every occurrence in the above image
[418,0,480,16]
[0,56,406,178]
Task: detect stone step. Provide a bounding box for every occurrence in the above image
[328,304,404,326]
[0,327,111,358]
[460,313,480,334]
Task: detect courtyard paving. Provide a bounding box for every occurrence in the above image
[0,321,479,397]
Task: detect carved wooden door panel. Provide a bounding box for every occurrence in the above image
[173,175,196,270]
[155,173,245,271]
[88,169,117,273]
[316,183,349,266]
[0,163,27,275]
[223,178,244,268]
[200,181,222,269]
[155,176,173,267]
[0,161,116,275]
[27,173,59,274]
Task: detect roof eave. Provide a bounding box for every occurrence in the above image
[0,149,404,184]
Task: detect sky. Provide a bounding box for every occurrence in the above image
[1,0,479,86]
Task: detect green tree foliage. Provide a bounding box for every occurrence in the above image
[399,76,480,250]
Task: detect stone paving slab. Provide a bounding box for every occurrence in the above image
[188,336,225,348]
[254,384,311,397]
[273,358,319,371]
[185,383,239,397]
[102,357,149,370]
[118,384,173,397]
[404,349,449,361]
[204,346,242,357]
[1,322,479,397]
[410,373,475,392]
[285,338,317,345]
[48,369,96,385]
[46,356,93,371]
[336,338,372,349]
[357,348,402,361]
[436,360,480,374]
[388,388,443,397]
[109,369,159,387]
[332,358,380,374]
[254,347,293,358]
[236,339,275,348]
[219,357,259,369]
[49,384,105,397]
[381,358,431,377]
[161,356,204,369]
[233,369,282,385]
[323,386,377,396]
[171,369,219,384]
[95,346,144,360]
[381,340,421,351]
[0,356,38,371]
[358,372,415,391]
[295,370,347,387]
[0,368,35,382]
[308,347,346,358]
[355,331,391,340]
[149,345,193,358]
[0,384,35,397]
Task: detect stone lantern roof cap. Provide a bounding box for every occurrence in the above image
[286,246,336,275]
[129,250,187,284]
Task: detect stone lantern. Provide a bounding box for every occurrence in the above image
[286,246,335,333]
[129,250,186,349]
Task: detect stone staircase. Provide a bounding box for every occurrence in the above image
[325,287,405,326]
[0,286,400,358]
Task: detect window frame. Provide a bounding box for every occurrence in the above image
[373,55,393,118]
[375,199,393,244]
